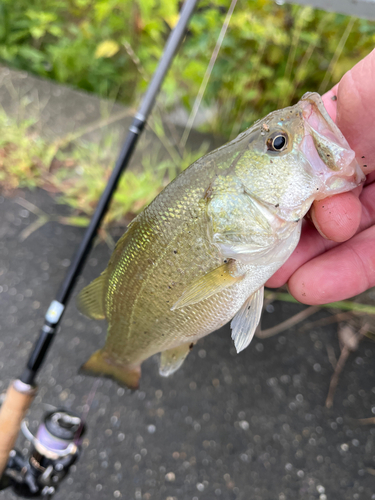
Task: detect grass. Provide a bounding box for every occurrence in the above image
[0,107,209,227]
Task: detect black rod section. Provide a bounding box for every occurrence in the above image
[20,0,197,386]
[55,126,142,304]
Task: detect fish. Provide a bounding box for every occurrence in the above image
[77,92,363,389]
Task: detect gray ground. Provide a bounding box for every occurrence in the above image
[0,68,374,500]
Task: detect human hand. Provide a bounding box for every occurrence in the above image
[266,49,375,304]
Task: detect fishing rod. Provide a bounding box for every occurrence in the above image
[0,0,197,495]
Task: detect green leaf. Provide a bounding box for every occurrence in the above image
[95,39,120,58]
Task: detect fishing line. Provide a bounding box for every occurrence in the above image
[74,379,101,445]
[180,0,238,149]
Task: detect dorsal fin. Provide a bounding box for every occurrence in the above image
[76,271,107,320]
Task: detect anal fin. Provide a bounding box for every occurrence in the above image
[81,349,141,389]
[231,286,264,353]
[171,261,243,310]
[159,343,194,377]
[77,272,107,320]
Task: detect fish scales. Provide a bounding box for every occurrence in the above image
[103,147,248,362]
[77,93,364,388]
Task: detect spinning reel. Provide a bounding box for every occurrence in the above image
[0,408,84,497]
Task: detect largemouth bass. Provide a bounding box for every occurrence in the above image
[77,93,363,389]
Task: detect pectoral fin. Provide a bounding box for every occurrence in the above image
[171,261,243,310]
[231,286,264,353]
[159,343,194,377]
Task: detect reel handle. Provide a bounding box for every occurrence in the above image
[0,380,36,477]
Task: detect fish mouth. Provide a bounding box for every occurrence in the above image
[299,92,364,197]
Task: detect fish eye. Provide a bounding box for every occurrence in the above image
[267,132,288,152]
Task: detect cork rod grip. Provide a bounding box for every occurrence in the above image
[0,380,36,477]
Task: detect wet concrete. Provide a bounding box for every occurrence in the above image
[0,65,132,143]
[0,65,217,150]
[0,67,374,500]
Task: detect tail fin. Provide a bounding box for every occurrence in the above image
[77,272,107,320]
[80,349,141,390]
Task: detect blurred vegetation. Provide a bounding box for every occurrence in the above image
[0,0,375,222]
[0,0,374,139]
[0,108,208,225]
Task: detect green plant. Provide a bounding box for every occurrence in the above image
[0,107,209,225]
[0,110,57,190]
[0,1,374,138]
